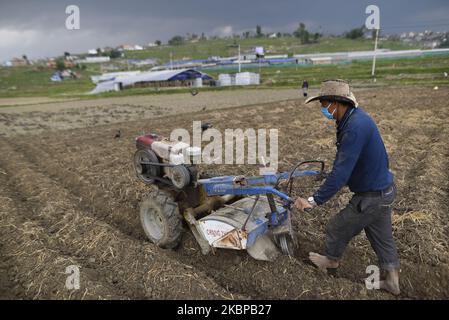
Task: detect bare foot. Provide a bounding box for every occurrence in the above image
[308,252,339,272]
[379,269,400,295]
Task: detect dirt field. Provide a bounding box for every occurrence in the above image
[0,86,448,299]
[0,88,305,136]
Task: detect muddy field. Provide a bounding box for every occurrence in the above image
[0,86,448,299]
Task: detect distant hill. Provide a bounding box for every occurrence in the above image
[123,37,422,63]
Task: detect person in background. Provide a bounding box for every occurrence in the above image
[302,80,309,97]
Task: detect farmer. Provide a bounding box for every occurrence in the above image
[295,79,400,295]
[301,80,309,97]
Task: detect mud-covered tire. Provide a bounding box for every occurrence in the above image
[139,189,183,249]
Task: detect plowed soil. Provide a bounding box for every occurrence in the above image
[0,86,448,299]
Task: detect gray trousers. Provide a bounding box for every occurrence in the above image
[325,184,400,270]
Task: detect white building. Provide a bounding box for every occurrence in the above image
[218,72,260,86]
[77,56,111,64]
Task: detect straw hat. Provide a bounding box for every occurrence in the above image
[305,79,358,107]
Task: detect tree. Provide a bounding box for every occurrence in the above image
[439,39,449,48]
[345,26,366,39]
[108,49,122,59]
[56,59,65,71]
[294,23,311,44]
[168,35,185,46]
[22,54,30,64]
[303,31,310,44]
[155,40,162,46]
[256,25,263,37]
[243,31,251,39]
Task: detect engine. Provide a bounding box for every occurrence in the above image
[133,133,201,189]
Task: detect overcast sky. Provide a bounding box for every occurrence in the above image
[0,0,448,61]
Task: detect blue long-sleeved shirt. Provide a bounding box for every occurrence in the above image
[313,107,394,205]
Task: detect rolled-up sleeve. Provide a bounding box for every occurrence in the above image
[313,129,367,205]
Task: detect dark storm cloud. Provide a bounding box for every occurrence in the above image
[0,0,448,60]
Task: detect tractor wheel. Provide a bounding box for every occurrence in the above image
[139,188,183,249]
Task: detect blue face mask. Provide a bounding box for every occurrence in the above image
[320,102,335,120]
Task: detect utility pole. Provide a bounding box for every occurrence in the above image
[371,28,379,78]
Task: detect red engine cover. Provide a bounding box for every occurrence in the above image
[136,133,159,149]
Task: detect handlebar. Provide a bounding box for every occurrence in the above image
[284,160,326,196]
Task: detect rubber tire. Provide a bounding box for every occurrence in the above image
[139,188,183,249]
